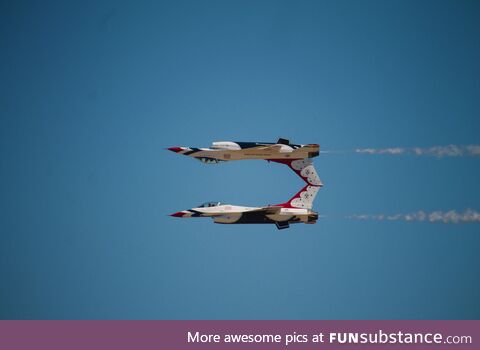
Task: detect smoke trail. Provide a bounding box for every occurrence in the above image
[347,209,480,223]
[355,145,480,157]
[319,150,350,154]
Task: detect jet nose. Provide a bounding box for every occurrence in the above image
[170,211,185,217]
[167,147,184,153]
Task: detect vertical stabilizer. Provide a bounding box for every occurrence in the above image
[277,185,320,209]
[270,159,322,186]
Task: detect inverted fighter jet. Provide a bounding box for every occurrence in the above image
[169,156,323,229]
[167,138,319,164]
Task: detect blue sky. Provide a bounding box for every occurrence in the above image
[1,0,479,319]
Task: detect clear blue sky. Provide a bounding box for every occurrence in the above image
[1,0,479,319]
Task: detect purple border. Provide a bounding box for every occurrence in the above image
[0,320,478,350]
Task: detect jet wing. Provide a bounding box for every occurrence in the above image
[245,206,283,215]
[254,145,283,151]
[201,206,282,216]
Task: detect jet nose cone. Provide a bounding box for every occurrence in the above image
[170,211,185,217]
[167,147,184,153]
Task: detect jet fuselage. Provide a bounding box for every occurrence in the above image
[171,202,318,229]
[168,140,319,164]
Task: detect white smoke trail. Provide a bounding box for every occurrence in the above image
[347,209,480,224]
[319,150,349,154]
[355,145,480,157]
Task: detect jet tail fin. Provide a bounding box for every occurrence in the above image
[277,184,320,209]
[270,159,322,186]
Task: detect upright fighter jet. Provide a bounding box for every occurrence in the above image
[169,147,323,230]
[170,186,319,230]
[167,138,319,164]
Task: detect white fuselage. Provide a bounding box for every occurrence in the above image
[190,145,318,161]
[169,141,320,163]
[176,204,315,224]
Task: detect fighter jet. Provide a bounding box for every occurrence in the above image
[170,184,320,230]
[167,138,319,164]
[169,155,323,229]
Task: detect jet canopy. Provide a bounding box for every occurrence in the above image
[197,202,222,208]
